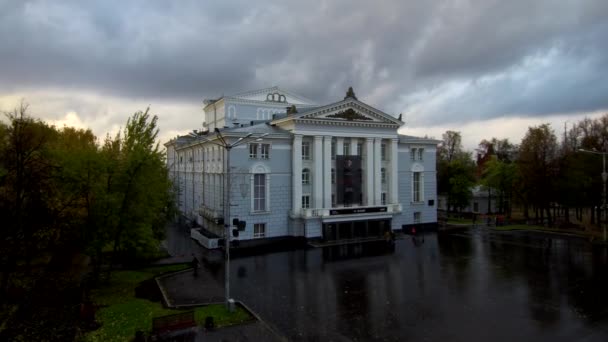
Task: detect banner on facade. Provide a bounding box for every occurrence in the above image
[336,155,362,206]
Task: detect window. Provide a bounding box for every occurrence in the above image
[381,192,387,205]
[414,212,421,224]
[331,141,336,160]
[332,194,336,207]
[254,223,266,238]
[331,168,336,184]
[410,148,416,161]
[302,195,310,209]
[260,144,270,159]
[418,148,424,161]
[302,168,310,185]
[473,202,479,212]
[343,143,350,156]
[253,174,266,211]
[302,142,311,160]
[381,143,387,161]
[381,168,387,184]
[413,172,422,202]
[249,144,258,158]
[357,143,363,156]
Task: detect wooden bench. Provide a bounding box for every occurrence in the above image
[152,311,196,335]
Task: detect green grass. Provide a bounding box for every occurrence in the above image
[84,264,252,342]
[447,217,474,225]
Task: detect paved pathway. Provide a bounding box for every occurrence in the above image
[155,223,285,341]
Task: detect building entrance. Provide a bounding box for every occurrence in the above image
[322,219,391,241]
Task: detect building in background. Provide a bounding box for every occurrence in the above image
[165,86,439,245]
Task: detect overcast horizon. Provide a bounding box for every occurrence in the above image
[1,0,607,151]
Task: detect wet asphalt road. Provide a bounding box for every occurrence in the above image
[176,227,608,341]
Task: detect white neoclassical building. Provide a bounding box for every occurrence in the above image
[165,86,439,245]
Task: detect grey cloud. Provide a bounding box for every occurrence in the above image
[1,0,608,125]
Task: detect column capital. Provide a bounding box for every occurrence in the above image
[314,135,323,141]
[374,137,383,143]
[323,135,332,142]
[366,137,374,142]
[293,134,303,140]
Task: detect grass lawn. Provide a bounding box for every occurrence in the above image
[447,217,474,225]
[84,264,252,342]
[492,224,600,239]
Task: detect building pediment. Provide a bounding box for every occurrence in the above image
[285,98,403,128]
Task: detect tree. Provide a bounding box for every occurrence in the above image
[437,131,476,213]
[517,124,558,225]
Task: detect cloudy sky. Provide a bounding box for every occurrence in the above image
[1,0,607,150]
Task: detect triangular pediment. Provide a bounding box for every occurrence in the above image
[293,99,402,126]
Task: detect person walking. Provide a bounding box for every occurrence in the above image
[191,254,199,277]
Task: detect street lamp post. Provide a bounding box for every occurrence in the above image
[203,128,267,310]
[579,148,608,242]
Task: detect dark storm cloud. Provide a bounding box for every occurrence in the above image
[1,0,608,125]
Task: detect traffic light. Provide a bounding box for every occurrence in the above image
[232,229,239,237]
[237,220,246,231]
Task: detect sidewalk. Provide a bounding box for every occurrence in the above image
[154,223,286,341]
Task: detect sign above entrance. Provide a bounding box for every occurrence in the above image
[329,206,387,216]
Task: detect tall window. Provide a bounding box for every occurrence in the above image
[260,144,270,159]
[381,143,387,161]
[331,168,336,184]
[410,148,416,161]
[414,212,421,224]
[302,142,311,160]
[381,168,387,184]
[302,168,310,185]
[381,192,387,205]
[357,143,363,156]
[249,144,258,158]
[302,195,311,209]
[253,174,266,211]
[413,172,422,202]
[343,142,350,156]
[254,223,266,238]
[418,148,424,161]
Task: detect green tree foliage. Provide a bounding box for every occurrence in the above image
[517,124,558,224]
[437,131,476,212]
[0,104,175,304]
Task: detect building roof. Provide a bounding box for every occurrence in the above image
[398,134,441,145]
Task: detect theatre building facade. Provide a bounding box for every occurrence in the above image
[165,86,439,245]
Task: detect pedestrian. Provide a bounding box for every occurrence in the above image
[191,254,199,277]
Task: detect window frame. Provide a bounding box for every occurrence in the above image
[249,143,258,159]
[253,223,266,238]
[253,173,266,212]
[302,141,311,160]
[302,194,311,209]
[302,168,311,185]
[381,143,387,161]
[260,143,270,159]
[381,168,387,184]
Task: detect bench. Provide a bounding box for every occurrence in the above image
[152,311,196,335]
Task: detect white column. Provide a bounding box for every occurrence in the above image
[336,137,344,157]
[292,135,302,214]
[389,138,399,204]
[352,138,359,156]
[365,138,374,206]
[374,138,382,205]
[323,136,332,208]
[313,136,323,208]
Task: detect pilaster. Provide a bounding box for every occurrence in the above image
[313,136,323,208]
[323,136,332,208]
[292,135,303,214]
[389,138,399,204]
[374,138,382,205]
[365,138,374,206]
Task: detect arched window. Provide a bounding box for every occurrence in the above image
[302,168,310,185]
